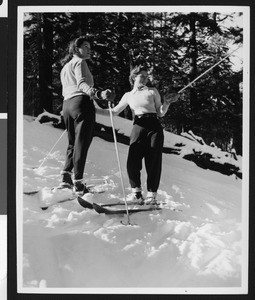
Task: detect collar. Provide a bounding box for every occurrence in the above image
[73,54,87,62]
[131,85,148,94]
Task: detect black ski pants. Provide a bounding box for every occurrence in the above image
[127,114,164,193]
[62,95,95,180]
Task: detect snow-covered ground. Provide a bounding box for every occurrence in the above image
[18,112,247,294]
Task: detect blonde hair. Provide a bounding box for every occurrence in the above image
[129,65,148,87]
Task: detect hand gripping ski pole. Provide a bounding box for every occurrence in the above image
[108,101,132,225]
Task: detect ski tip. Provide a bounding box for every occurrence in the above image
[77,196,93,209]
[92,203,106,214]
[40,206,48,210]
[92,203,126,215]
[24,190,40,195]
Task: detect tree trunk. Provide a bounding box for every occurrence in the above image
[189,14,199,112]
[78,13,88,34]
[38,13,53,114]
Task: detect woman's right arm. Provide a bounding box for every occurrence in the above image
[111,93,129,115]
[95,93,129,116]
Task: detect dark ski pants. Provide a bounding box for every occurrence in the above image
[127,115,164,192]
[62,95,95,180]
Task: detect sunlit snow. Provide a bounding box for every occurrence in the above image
[19,112,246,294]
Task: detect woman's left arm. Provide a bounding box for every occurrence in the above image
[154,88,168,117]
[154,89,180,117]
[75,60,95,97]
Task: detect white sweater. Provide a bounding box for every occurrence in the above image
[60,55,94,100]
[112,86,169,117]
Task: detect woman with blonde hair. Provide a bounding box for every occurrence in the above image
[111,65,180,204]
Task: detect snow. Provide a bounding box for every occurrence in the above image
[18,113,247,294]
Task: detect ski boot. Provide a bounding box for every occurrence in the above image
[130,188,145,205]
[145,192,159,206]
[58,171,73,189]
[73,179,91,197]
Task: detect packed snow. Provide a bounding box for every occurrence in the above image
[18,112,247,294]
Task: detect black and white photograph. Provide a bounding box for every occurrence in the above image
[13,3,251,296]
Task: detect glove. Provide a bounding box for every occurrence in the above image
[164,92,180,105]
[101,89,116,102]
[107,90,116,102]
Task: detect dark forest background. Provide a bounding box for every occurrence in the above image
[23,12,243,154]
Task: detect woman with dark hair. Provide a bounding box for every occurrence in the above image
[59,36,115,195]
[110,65,180,205]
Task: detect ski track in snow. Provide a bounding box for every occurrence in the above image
[21,116,243,289]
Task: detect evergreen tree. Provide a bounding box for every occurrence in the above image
[38,13,54,113]
[23,11,243,154]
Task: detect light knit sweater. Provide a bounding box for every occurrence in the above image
[60,55,95,100]
[112,85,169,117]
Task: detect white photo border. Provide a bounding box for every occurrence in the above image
[17,5,250,295]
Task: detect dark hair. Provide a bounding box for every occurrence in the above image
[61,36,90,66]
[129,65,148,87]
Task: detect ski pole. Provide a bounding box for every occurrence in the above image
[108,101,131,225]
[37,129,67,169]
[177,45,242,94]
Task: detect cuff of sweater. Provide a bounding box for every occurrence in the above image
[94,90,103,100]
[89,88,102,100]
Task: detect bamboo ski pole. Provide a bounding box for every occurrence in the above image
[177,45,242,94]
[108,101,131,225]
[37,129,67,169]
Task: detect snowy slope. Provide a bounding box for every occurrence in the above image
[19,113,246,294]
